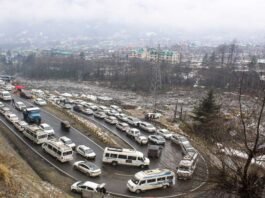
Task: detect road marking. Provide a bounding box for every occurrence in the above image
[114,173,134,177]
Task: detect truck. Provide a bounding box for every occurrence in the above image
[23,107,41,124]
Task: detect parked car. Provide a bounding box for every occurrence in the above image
[14,101,26,111]
[147,145,162,158]
[135,135,148,145]
[94,111,106,119]
[116,113,128,122]
[61,120,71,130]
[104,116,118,125]
[62,103,72,109]
[148,135,166,145]
[126,128,141,138]
[116,122,130,132]
[171,134,189,145]
[73,105,83,112]
[156,129,173,139]
[76,145,96,159]
[40,123,55,136]
[5,113,19,123]
[71,181,106,194]
[82,108,93,115]
[13,120,28,132]
[139,122,156,133]
[73,161,101,177]
[59,136,76,149]
[34,98,47,106]
[0,102,4,108]
[126,116,141,127]
[97,105,109,112]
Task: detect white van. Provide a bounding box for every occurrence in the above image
[23,125,48,144]
[42,140,73,162]
[102,147,150,168]
[177,151,198,179]
[0,91,12,101]
[127,169,175,194]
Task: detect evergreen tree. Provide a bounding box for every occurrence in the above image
[192,90,221,137]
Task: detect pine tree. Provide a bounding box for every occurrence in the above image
[192,90,221,137]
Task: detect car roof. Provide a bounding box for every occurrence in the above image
[78,145,90,149]
[82,181,99,189]
[60,136,71,141]
[41,123,50,127]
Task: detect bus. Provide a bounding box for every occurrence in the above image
[23,125,48,144]
[177,151,198,179]
[127,169,175,194]
[42,139,73,162]
[102,147,150,168]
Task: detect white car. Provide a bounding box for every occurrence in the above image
[106,109,119,117]
[82,108,93,115]
[5,113,19,123]
[110,105,122,112]
[117,113,128,122]
[126,128,141,138]
[156,129,173,139]
[34,98,47,106]
[40,123,55,136]
[135,135,148,145]
[104,116,118,125]
[139,122,156,133]
[13,121,28,132]
[116,122,130,132]
[126,116,141,127]
[73,161,101,177]
[171,134,189,145]
[76,145,96,159]
[71,181,106,194]
[59,136,76,149]
[0,107,10,115]
[94,111,106,119]
[14,101,26,111]
[0,102,4,108]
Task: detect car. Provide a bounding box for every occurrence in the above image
[171,134,189,145]
[84,103,98,111]
[61,120,71,130]
[110,105,122,112]
[148,135,166,145]
[180,141,196,155]
[4,84,13,91]
[116,122,130,132]
[82,108,93,115]
[106,109,119,117]
[73,161,101,177]
[0,102,4,108]
[73,105,83,112]
[104,116,118,125]
[13,120,28,132]
[156,129,173,139]
[135,135,148,145]
[147,145,162,158]
[5,113,19,123]
[126,128,141,138]
[0,106,10,115]
[97,105,109,112]
[116,113,128,122]
[34,98,47,106]
[94,111,106,119]
[59,136,76,149]
[76,145,96,159]
[126,116,141,127]
[14,101,26,111]
[139,122,156,133]
[62,103,72,109]
[40,123,55,136]
[71,181,106,194]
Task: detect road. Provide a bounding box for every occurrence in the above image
[1,95,208,197]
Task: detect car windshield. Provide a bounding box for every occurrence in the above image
[63,151,72,156]
[131,177,140,185]
[44,126,52,130]
[179,166,190,171]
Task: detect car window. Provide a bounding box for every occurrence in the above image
[147,179,156,183]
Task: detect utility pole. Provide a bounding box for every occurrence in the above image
[150,44,162,113]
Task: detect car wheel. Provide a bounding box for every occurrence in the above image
[135,189,141,194]
[112,161,117,166]
[140,164,145,169]
[71,189,78,193]
[162,185,168,189]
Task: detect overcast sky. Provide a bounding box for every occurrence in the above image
[1,0,265,36]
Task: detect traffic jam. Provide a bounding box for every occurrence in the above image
[0,82,207,197]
